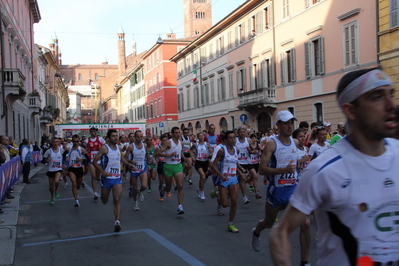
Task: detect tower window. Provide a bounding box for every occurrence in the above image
[196,12,205,19]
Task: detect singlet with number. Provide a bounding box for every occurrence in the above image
[86,136,105,162]
[219,145,238,179]
[297,146,309,171]
[235,137,250,165]
[66,147,83,168]
[101,144,121,179]
[267,136,298,187]
[249,144,261,164]
[195,142,209,162]
[129,143,146,174]
[181,136,191,153]
[164,139,182,165]
[48,148,63,172]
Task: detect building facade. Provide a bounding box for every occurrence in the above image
[172,0,377,133]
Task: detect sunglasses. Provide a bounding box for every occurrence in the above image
[72,140,80,143]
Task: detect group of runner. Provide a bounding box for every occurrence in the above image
[41,68,399,265]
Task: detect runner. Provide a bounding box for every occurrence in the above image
[251,110,311,266]
[92,129,133,232]
[158,127,185,214]
[63,135,90,207]
[235,126,251,204]
[181,128,193,185]
[248,133,261,199]
[43,138,65,205]
[145,137,157,193]
[308,126,330,160]
[269,68,399,265]
[211,130,245,233]
[61,140,69,189]
[191,132,213,201]
[293,128,311,179]
[125,130,148,211]
[209,131,226,216]
[85,127,106,200]
[155,134,170,201]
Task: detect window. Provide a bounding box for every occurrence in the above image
[154,102,157,117]
[209,43,213,61]
[314,102,323,124]
[217,76,226,101]
[95,73,98,81]
[78,73,82,81]
[343,21,358,67]
[260,57,275,88]
[178,94,181,112]
[287,106,294,115]
[158,99,162,116]
[228,71,234,98]
[304,36,324,78]
[235,22,246,46]
[249,63,260,90]
[216,36,224,56]
[280,48,296,84]
[236,68,247,92]
[194,86,199,108]
[181,93,184,111]
[282,0,290,18]
[196,12,205,19]
[201,47,207,64]
[264,6,271,29]
[227,31,232,50]
[186,56,191,73]
[210,79,215,103]
[391,0,399,27]
[157,73,160,90]
[204,83,210,105]
[187,88,191,109]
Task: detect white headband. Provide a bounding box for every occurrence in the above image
[338,69,393,108]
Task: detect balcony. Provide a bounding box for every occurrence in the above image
[237,87,276,111]
[4,68,26,103]
[40,108,53,124]
[27,95,41,116]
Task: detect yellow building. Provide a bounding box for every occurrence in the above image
[379,0,399,102]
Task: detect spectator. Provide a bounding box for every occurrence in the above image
[330,122,346,146]
[20,139,32,183]
[8,137,19,158]
[0,135,10,166]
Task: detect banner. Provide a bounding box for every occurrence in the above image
[31,151,41,165]
[0,156,22,201]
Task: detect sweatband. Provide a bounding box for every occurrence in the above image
[338,69,393,108]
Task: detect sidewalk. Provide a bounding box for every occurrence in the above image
[0,163,46,266]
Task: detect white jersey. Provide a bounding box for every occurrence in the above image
[66,147,84,168]
[101,144,121,179]
[210,144,223,163]
[291,138,399,266]
[66,142,73,149]
[44,147,64,172]
[268,136,298,187]
[309,142,330,159]
[195,142,210,162]
[181,135,191,154]
[219,146,238,179]
[249,145,261,164]
[235,137,250,165]
[297,146,310,171]
[164,139,182,165]
[129,143,146,174]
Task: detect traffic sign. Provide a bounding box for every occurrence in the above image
[159,122,164,128]
[239,114,248,122]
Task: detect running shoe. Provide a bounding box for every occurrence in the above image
[55,191,60,199]
[49,198,55,205]
[64,182,68,189]
[94,192,99,200]
[147,188,152,193]
[114,221,121,232]
[160,185,165,198]
[166,192,171,198]
[134,202,140,211]
[177,205,184,215]
[159,197,164,202]
[196,188,201,199]
[243,196,250,205]
[228,224,239,233]
[74,200,80,207]
[252,228,260,252]
[200,191,205,201]
[128,187,133,198]
[255,193,262,199]
[217,206,225,216]
[188,179,193,185]
[139,191,144,202]
[210,187,218,199]
[263,176,268,185]
[249,186,255,192]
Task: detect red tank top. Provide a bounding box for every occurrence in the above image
[87,136,103,153]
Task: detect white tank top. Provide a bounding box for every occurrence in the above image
[130,143,146,174]
[219,145,238,179]
[235,137,250,165]
[164,139,182,164]
[249,145,261,164]
[48,148,63,172]
[268,136,298,187]
[101,144,121,179]
[66,147,83,168]
[195,142,209,162]
[181,135,191,153]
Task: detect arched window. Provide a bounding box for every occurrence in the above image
[219,117,228,131]
[95,73,98,80]
[78,73,82,81]
[188,122,193,134]
[196,121,202,133]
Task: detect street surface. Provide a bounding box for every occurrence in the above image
[14,167,317,265]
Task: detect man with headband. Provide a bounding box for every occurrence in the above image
[269,68,399,266]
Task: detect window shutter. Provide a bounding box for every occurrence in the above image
[290,48,296,82]
[221,36,225,54]
[319,36,325,75]
[237,70,241,91]
[305,0,310,8]
[270,57,275,87]
[248,18,252,39]
[243,68,247,91]
[241,22,246,43]
[249,65,254,90]
[216,39,219,57]
[391,0,398,28]
[235,26,239,47]
[256,11,263,34]
[280,53,285,84]
[217,78,221,102]
[222,77,226,100]
[304,42,311,78]
[261,60,266,88]
[257,64,262,89]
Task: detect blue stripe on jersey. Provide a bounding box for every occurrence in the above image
[101,153,109,170]
[316,155,342,173]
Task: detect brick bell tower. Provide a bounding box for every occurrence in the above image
[183,0,212,38]
[117,26,126,75]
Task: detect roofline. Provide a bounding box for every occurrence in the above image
[120,62,144,86]
[29,0,41,23]
[142,38,193,59]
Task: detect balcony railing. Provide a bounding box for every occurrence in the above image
[4,68,26,92]
[237,87,276,110]
[27,95,41,116]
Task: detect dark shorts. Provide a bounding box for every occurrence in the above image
[183,152,191,158]
[46,170,63,178]
[247,163,259,172]
[157,161,165,175]
[240,164,250,171]
[195,160,209,172]
[266,183,297,208]
[68,167,84,178]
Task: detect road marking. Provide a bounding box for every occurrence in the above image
[24,196,93,203]
[22,228,206,266]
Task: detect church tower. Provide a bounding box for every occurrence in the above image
[183,0,212,38]
[131,35,137,57]
[117,26,126,75]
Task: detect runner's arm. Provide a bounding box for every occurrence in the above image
[210,148,227,181]
[81,148,90,162]
[259,140,295,176]
[92,146,110,177]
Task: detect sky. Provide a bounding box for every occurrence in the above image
[34,0,246,65]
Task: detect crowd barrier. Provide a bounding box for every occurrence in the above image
[31,151,41,165]
[0,156,22,201]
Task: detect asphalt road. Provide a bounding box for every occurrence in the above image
[14,166,317,266]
